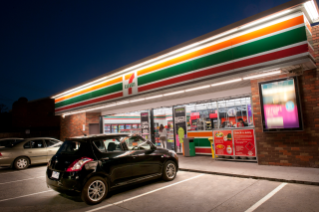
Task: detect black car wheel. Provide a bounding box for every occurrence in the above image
[82,176,108,205]
[162,160,177,181]
[14,157,29,170]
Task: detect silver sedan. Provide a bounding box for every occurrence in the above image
[0,137,63,169]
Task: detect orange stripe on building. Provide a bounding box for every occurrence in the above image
[187,131,213,137]
[55,77,122,103]
[137,15,303,77]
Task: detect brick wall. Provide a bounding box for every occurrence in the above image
[86,113,101,134]
[251,69,319,168]
[60,113,87,141]
[313,25,319,78]
[60,112,102,141]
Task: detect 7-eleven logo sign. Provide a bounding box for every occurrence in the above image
[123,71,138,97]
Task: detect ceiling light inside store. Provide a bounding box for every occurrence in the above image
[145,95,163,100]
[243,71,281,80]
[163,90,185,96]
[130,98,145,102]
[185,85,210,92]
[305,0,319,21]
[211,78,242,87]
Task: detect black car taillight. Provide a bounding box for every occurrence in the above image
[66,157,93,172]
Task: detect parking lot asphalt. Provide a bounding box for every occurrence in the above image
[0,165,319,212]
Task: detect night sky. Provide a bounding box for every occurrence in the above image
[0,0,304,108]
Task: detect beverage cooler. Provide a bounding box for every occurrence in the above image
[104,124,111,133]
[111,125,118,133]
[119,124,125,132]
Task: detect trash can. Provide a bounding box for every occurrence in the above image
[183,137,195,157]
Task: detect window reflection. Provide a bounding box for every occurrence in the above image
[181,97,253,131]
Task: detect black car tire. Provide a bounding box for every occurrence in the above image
[14,157,29,170]
[162,160,177,181]
[81,176,108,205]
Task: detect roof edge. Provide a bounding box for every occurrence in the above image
[52,0,310,98]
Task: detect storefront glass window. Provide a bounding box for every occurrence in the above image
[103,110,151,140]
[178,96,253,132]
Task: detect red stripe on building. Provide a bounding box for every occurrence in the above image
[55,92,123,112]
[138,44,308,92]
[195,148,212,154]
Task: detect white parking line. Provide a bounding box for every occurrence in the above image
[0,176,45,185]
[245,183,287,212]
[86,174,204,212]
[0,190,54,202]
[0,167,46,175]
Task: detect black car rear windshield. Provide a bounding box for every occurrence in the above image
[57,140,90,155]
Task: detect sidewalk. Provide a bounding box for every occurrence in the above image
[178,155,319,185]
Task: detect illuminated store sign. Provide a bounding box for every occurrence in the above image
[259,77,303,132]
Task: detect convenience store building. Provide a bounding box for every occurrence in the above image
[53,0,319,168]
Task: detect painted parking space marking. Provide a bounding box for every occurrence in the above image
[245,183,287,212]
[86,174,204,212]
[0,176,45,185]
[0,190,54,202]
[0,167,46,175]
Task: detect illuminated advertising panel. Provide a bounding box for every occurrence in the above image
[259,77,303,132]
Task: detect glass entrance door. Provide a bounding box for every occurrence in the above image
[152,107,175,150]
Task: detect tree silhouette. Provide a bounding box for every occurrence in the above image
[0,104,9,113]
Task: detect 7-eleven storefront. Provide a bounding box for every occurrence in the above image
[54,1,319,167]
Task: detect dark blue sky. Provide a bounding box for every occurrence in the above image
[0,0,297,107]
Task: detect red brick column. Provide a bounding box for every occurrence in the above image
[60,113,87,141]
[251,70,319,167]
[313,25,319,78]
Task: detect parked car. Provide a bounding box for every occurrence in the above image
[46,133,179,205]
[0,137,63,169]
[0,138,24,148]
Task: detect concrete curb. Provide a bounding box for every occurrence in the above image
[179,168,319,186]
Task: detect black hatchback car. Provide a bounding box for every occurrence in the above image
[46,134,178,205]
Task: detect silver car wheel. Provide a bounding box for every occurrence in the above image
[166,163,176,179]
[17,158,28,169]
[88,180,106,202]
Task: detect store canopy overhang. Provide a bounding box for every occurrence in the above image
[53,0,319,116]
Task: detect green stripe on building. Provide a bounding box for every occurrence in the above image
[55,83,123,108]
[138,27,306,85]
[194,138,211,147]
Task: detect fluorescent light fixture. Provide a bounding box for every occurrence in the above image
[240,9,292,30]
[117,101,129,105]
[145,95,163,100]
[130,98,145,103]
[243,71,281,80]
[305,0,319,21]
[211,78,242,87]
[104,104,117,108]
[163,90,185,96]
[185,85,210,92]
